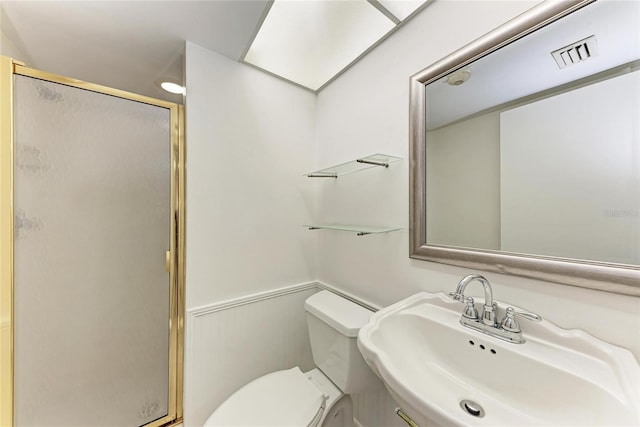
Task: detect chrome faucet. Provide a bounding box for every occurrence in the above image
[450,274,541,344]
[449,274,497,327]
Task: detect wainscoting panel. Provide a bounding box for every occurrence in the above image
[184,283,319,427]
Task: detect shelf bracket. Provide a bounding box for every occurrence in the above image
[304,225,401,235]
[307,173,338,178]
[356,158,389,168]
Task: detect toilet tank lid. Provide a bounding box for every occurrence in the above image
[305,290,373,337]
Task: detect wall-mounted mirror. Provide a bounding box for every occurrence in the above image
[410,0,640,295]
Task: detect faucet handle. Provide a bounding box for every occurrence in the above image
[462,297,479,320]
[448,291,464,302]
[501,307,542,332]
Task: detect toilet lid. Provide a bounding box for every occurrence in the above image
[204,367,326,427]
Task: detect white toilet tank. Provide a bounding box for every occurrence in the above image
[304,290,379,394]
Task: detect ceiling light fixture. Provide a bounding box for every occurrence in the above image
[156,78,186,95]
[446,69,471,86]
[160,81,185,95]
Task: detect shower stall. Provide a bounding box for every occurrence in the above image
[0,56,185,427]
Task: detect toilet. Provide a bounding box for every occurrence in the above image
[204,290,379,427]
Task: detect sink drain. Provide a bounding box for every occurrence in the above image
[460,399,485,418]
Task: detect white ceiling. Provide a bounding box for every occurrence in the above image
[7,0,634,114]
[1,0,431,101]
[0,0,270,103]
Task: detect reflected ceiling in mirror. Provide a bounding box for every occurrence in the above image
[409,0,640,295]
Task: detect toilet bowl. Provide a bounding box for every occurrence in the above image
[204,367,348,427]
[204,290,378,427]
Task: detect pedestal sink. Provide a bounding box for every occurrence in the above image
[357,292,639,426]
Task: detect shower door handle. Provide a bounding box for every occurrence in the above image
[165,250,171,272]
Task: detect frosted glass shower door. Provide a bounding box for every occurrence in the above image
[13,75,173,426]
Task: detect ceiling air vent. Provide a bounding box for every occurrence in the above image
[551,35,598,69]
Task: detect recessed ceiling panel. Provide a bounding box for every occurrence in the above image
[244,0,395,90]
[377,0,429,21]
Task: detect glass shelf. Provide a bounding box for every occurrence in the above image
[304,224,402,236]
[305,153,402,178]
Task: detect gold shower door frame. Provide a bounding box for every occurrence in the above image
[0,56,185,427]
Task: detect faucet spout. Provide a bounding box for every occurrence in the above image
[450,274,496,326]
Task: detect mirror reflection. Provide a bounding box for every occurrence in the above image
[425,0,639,266]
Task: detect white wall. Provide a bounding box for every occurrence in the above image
[426,111,500,250]
[501,69,640,265]
[1,6,29,62]
[185,42,317,309]
[315,1,640,423]
[184,42,319,425]
[184,1,640,426]
[1,28,25,61]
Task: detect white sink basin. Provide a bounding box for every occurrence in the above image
[357,292,639,426]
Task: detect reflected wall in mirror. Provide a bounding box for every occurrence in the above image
[410,0,640,295]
